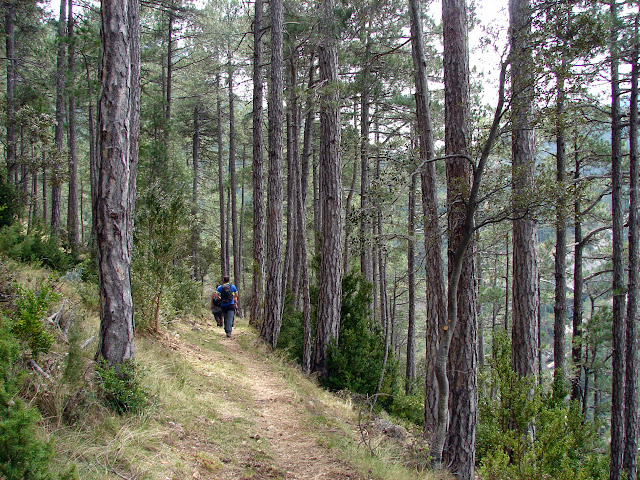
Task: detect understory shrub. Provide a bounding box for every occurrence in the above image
[325,272,384,395]
[477,332,608,480]
[10,279,59,359]
[95,359,149,414]
[0,309,76,479]
[0,223,74,272]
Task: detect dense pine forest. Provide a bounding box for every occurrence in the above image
[0,0,638,478]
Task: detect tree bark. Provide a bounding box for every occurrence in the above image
[228,61,241,287]
[571,135,584,405]
[52,0,67,237]
[360,39,373,285]
[260,0,284,347]
[408,0,446,434]
[67,0,80,254]
[624,14,640,479]
[95,0,140,366]
[610,2,627,478]
[5,0,17,185]
[510,0,539,380]
[441,0,477,477]
[216,72,228,277]
[406,170,416,393]
[312,0,343,378]
[250,0,266,327]
[553,68,567,390]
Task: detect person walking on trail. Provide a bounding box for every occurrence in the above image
[210,285,224,327]
[216,275,238,338]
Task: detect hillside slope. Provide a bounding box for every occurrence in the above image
[51,309,445,480]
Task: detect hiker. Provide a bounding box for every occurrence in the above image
[216,275,238,338]
[210,286,223,327]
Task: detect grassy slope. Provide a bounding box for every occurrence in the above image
[5,260,450,480]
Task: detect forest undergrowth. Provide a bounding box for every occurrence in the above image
[0,257,451,480]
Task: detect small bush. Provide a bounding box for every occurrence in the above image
[10,279,59,359]
[325,272,384,395]
[476,332,608,480]
[95,359,149,414]
[0,314,76,480]
[0,224,74,272]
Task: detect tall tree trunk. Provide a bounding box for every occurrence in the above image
[5,0,17,185]
[260,0,284,347]
[406,170,416,393]
[408,0,446,433]
[624,14,640,479]
[165,2,174,122]
[250,0,266,327]
[553,67,567,391]
[510,0,539,380]
[67,0,80,254]
[312,0,343,377]
[228,61,240,286]
[217,72,228,277]
[360,39,373,285]
[572,134,584,405]
[610,2,627,478]
[192,104,200,279]
[95,0,140,366]
[441,0,477,477]
[84,52,98,250]
[283,48,301,302]
[52,0,67,236]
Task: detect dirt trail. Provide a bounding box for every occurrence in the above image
[173,320,368,480]
[221,332,364,480]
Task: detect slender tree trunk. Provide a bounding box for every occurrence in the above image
[95,0,140,366]
[572,137,584,405]
[260,0,284,347]
[312,0,343,377]
[228,61,240,286]
[553,68,567,391]
[283,48,301,302]
[610,2,627,478]
[624,15,640,479]
[67,0,80,254]
[408,0,446,434]
[510,0,539,380]
[52,0,67,236]
[217,72,228,277]
[441,0,477,477]
[406,170,416,393]
[360,39,373,285]
[192,104,200,279]
[251,0,266,327]
[84,52,98,249]
[5,0,17,185]
[165,3,173,122]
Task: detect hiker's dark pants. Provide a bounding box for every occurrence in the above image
[223,307,235,336]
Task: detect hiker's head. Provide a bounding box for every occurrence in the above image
[223,275,230,283]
